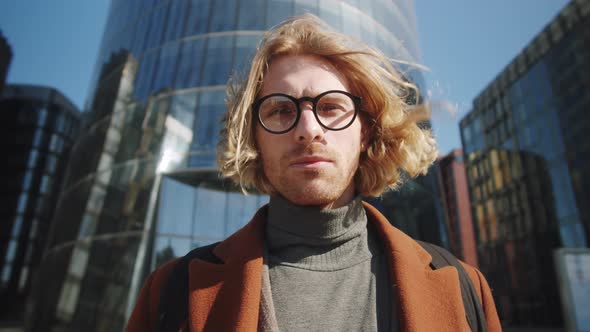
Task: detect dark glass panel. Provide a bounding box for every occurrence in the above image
[169,91,198,127]
[201,35,235,86]
[163,0,188,43]
[156,177,195,236]
[153,235,191,267]
[134,50,158,101]
[152,42,180,93]
[144,4,169,51]
[266,0,293,28]
[209,0,238,32]
[234,34,262,75]
[237,0,266,30]
[193,186,227,239]
[174,38,206,89]
[191,89,226,152]
[132,13,150,55]
[185,0,212,36]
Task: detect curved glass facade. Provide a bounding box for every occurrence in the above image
[28,1,423,331]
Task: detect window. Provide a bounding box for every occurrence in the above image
[1,264,12,284]
[170,92,197,126]
[5,240,18,263]
[32,128,44,148]
[163,0,188,43]
[152,42,180,93]
[22,171,33,191]
[11,216,24,237]
[157,177,195,236]
[17,193,28,214]
[234,34,261,74]
[174,38,205,89]
[201,35,235,86]
[38,109,48,127]
[266,0,294,28]
[144,4,168,50]
[28,150,39,169]
[237,0,266,30]
[209,0,237,32]
[40,175,52,194]
[18,266,29,291]
[134,50,158,100]
[193,186,227,239]
[132,12,150,55]
[192,90,226,151]
[185,0,211,35]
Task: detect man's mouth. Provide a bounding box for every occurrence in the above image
[289,156,332,168]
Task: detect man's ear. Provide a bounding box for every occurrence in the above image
[360,115,373,152]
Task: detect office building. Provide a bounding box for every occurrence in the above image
[437,149,478,267]
[0,84,80,326]
[0,31,12,93]
[28,1,435,331]
[460,0,589,326]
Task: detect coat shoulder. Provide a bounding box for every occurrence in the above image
[125,259,180,332]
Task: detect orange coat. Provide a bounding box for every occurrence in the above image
[126,202,501,331]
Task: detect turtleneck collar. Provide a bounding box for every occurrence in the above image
[267,195,365,239]
[265,195,378,271]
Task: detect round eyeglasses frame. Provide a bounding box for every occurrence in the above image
[252,90,362,134]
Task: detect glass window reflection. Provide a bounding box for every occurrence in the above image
[152,42,179,93]
[153,235,191,267]
[201,35,235,86]
[234,34,262,75]
[266,0,294,28]
[174,38,206,89]
[163,0,188,43]
[209,0,237,32]
[192,89,226,152]
[144,4,168,50]
[237,0,266,30]
[185,0,211,35]
[193,186,227,239]
[170,92,197,126]
[157,177,194,235]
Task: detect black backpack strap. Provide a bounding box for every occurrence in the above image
[417,241,487,332]
[157,242,221,332]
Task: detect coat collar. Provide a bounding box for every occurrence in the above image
[187,202,469,331]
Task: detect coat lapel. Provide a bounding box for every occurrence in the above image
[363,202,470,332]
[187,207,267,332]
[186,202,469,331]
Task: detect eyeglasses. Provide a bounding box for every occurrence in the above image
[253,90,362,134]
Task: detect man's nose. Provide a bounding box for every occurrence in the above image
[293,104,324,143]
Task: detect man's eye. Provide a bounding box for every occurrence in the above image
[318,104,345,114]
[263,107,296,121]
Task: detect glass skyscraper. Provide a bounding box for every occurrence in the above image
[28,1,428,331]
[0,84,80,328]
[0,30,12,93]
[460,0,589,327]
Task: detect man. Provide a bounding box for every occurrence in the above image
[126,14,501,331]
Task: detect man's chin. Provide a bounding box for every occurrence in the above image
[277,183,353,208]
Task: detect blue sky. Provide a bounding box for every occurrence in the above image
[0,0,570,155]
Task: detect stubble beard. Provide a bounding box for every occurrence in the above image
[263,144,359,207]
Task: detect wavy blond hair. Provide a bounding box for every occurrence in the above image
[218,14,437,197]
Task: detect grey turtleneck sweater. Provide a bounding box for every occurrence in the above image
[261,195,396,332]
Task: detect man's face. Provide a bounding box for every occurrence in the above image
[255,54,364,209]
